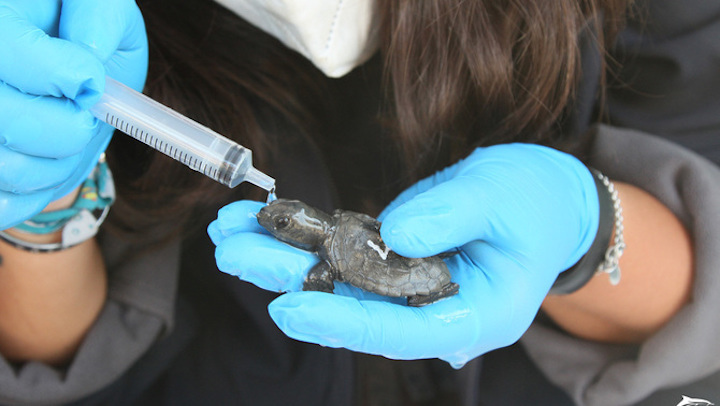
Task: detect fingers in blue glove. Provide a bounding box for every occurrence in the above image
[0,3,105,108]
[380,180,485,258]
[0,0,148,106]
[59,0,148,91]
[0,0,148,228]
[380,144,598,270]
[268,245,550,369]
[0,83,97,157]
[268,291,483,368]
[208,200,267,245]
[0,147,81,193]
[215,232,316,293]
[211,200,315,293]
[60,0,146,60]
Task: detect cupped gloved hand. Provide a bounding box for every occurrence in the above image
[0,0,147,229]
[210,143,599,367]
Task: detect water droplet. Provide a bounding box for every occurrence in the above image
[266,186,277,204]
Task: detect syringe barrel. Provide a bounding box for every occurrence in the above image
[90,77,274,190]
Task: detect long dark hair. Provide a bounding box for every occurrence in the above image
[105,0,631,246]
[379,0,631,180]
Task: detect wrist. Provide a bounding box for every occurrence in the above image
[2,187,83,244]
[549,169,623,295]
[542,182,692,343]
[0,157,114,252]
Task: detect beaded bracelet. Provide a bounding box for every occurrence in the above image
[549,169,624,295]
[594,172,625,285]
[0,156,115,253]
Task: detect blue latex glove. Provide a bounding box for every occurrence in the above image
[209,144,599,367]
[0,0,147,229]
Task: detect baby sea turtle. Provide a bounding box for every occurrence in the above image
[256,199,459,306]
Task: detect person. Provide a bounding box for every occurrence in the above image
[0,1,717,406]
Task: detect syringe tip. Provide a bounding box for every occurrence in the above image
[243,166,275,191]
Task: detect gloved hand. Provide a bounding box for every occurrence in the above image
[0,0,147,229]
[209,143,600,367]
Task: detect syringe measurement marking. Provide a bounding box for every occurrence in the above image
[103,113,221,178]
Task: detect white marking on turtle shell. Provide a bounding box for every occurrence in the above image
[367,240,390,260]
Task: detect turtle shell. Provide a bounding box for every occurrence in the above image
[325,211,452,297]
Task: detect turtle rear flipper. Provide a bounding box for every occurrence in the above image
[407,282,459,307]
[303,261,336,293]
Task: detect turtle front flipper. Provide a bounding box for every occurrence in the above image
[407,282,459,307]
[303,261,336,293]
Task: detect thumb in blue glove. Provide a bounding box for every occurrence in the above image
[263,144,599,367]
[0,0,147,229]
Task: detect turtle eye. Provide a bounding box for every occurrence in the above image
[274,215,291,229]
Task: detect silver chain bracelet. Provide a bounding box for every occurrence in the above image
[594,172,625,285]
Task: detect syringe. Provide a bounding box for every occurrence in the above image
[89,77,275,190]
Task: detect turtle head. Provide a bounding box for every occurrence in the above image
[257,199,332,250]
